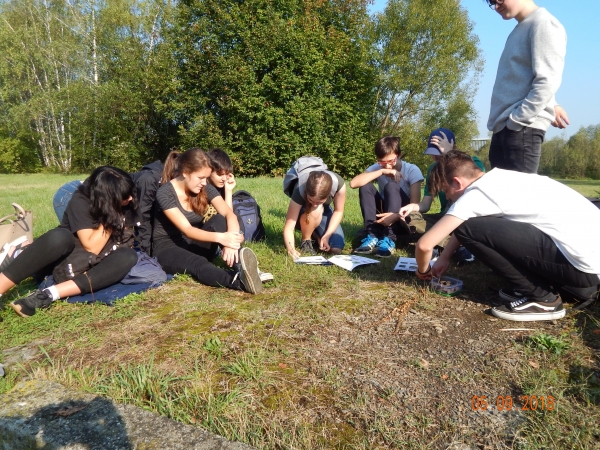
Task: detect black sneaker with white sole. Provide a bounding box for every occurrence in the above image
[238,248,263,294]
[11,289,53,318]
[491,296,565,321]
[299,240,317,256]
[498,288,526,303]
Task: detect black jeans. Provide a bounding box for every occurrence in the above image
[3,227,137,295]
[152,214,241,290]
[454,217,599,301]
[359,182,410,240]
[489,126,545,173]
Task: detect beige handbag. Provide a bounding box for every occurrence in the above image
[0,203,34,247]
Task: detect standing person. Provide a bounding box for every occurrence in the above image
[1,166,139,317]
[486,0,566,173]
[152,148,262,294]
[284,169,346,259]
[350,136,423,257]
[414,150,600,322]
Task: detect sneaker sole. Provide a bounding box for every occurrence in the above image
[353,248,375,255]
[374,252,393,258]
[491,307,566,322]
[240,248,262,294]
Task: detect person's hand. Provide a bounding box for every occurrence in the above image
[225,173,236,193]
[551,105,570,129]
[221,246,239,267]
[399,203,419,220]
[287,244,301,260]
[430,131,454,154]
[431,257,449,279]
[381,168,402,183]
[219,232,243,249]
[415,264,433,281]
[319,234,331,252]
[375,212,398,227]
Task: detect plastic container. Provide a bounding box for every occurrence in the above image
[430,276,463,296]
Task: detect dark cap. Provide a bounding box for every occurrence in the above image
[424,128,455,156]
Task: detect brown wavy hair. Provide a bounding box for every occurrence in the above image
[160,148,211,216]
[427,150,482,197]
[304,171,333,224]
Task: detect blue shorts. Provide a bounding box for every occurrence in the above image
[296,204,345,250]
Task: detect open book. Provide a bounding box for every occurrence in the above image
[394,257,437,272]
[294,254,380,271]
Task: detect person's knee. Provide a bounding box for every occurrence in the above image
[358,183,376,199]
[47,227,77,252]
[205,213,227,232]
[118,247,139,270]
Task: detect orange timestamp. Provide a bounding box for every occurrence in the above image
[471,395,555,411]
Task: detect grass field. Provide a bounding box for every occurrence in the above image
[1,174,599,449]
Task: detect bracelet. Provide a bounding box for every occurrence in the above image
[417,265,432,275]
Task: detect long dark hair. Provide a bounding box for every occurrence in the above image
[160,148,211,216]
[79,166,137,236]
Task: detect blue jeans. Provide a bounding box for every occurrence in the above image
[53,180,83,224]
[296,204,345,250]
[489,126,545,173]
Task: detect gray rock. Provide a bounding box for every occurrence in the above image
[0,379,254,450]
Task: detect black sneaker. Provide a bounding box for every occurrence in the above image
[11,289,53,318]
[453,246,475,264]
[491,296,565,322]
[238,248,262,295]
[300,240,317,256]
[498,288,525,303]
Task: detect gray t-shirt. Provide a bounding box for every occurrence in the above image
[153,182,220,246]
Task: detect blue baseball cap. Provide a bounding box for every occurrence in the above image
[424,128,455,156]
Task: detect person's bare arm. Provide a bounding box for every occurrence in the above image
[283,200,302,259]
[77,226,112,254]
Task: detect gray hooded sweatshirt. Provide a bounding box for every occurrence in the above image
[488,7,567,134]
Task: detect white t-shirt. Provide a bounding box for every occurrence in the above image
[447,169,600,274]
[365,161,423,199]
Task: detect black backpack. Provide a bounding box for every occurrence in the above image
[232,190,266,242]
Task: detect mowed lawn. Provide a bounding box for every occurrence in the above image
[1,173,599,449]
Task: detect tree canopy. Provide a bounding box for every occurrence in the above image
[0,0,483,176]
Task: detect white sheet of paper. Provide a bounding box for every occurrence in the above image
[328,255,380,271]
[394,257,437,272]
[294,256,330,265]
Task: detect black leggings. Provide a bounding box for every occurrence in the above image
[152,214,241,290]
[3,227,137,295]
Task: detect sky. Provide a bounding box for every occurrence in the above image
[368,0,600,140]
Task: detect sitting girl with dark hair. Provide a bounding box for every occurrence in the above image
[153,148,262,294]
[0,166,140,317]
[284,170,347,259]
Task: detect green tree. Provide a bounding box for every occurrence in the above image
[171,0,377,177]
[371,0,482,167]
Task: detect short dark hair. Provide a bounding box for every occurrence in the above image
[374,136,401,159]
[207,148,233,174]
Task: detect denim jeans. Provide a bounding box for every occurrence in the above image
[454,217,600,301]
[489,126,545,173]
[53,180,83,224]
[296,204,345,250]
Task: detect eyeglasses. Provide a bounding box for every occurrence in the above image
[377,156,397,167]
[487,0,504,9]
